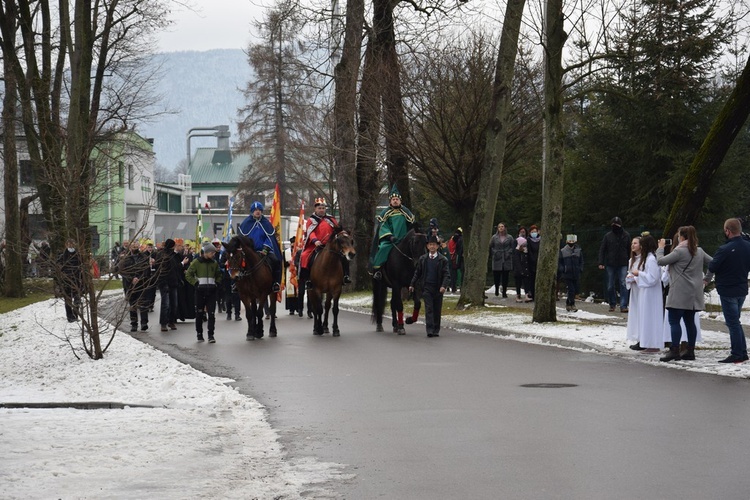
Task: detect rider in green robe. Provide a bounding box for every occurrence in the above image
[371,185,415,279]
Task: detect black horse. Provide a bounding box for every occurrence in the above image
[371,228,427,334]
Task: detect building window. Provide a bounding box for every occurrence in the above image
[142,176,151,193]
[20,159,34,186]
[127,164,134,189]
[118,162,124,187]
[207,195,229,210]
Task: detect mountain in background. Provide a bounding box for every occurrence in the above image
[135,49,252,171]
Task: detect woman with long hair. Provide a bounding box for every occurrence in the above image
[656,226,713,361]
[626,235,663,352]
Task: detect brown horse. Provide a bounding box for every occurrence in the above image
[308,227,356,336]
[222,235,277,340]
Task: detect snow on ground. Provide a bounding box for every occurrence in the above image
[0,298,347,499]
[2,287,750,498]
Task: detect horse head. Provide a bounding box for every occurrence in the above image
[404,227,428,260]
[331,227,356,261]
[222,235,256,279]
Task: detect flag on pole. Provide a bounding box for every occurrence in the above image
[224,196,235,241]
[269,183,284,301]
[196,202,203,244]
[289,202,305,291]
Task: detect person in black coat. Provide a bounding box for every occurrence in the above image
[120,241,151,332]
[153,239,180,331]
[512,237,533,303]
[598,216,632,312]
[558,234,584,312]
[409,234,452,337]
[57,238,83,322]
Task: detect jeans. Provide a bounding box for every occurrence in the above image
[719,295,747,357]
[606,265,629,308]
[159,285,178,326]
[667,308,697,348]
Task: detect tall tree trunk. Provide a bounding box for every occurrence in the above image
[333,0,365,285]
[2,10,24,297]
[532,0,567,323]
[378,0,410,208]
[663,55,750,237]
[355,39,383,287]
[457,0,526,309]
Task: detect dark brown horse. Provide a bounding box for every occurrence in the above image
[308,227,356,336]
[222,235,277,340]
[371,227,427,334]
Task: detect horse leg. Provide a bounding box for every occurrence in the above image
[392,290,405,335]
[255,299,264,339]
[405,297,421,324]
[250,301,255,340]
[311,290,323,335]
[323,293,331,334]
[332,296,340,337]
[372,279,385,332]
[269,298,277,337]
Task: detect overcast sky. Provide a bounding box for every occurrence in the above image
[157,0,266,52]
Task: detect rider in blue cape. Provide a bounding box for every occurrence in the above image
[238,201,282,292]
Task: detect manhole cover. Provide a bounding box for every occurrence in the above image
[520,383,578,388]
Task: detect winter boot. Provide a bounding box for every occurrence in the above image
[680,347,696,361]
[660,347,682,362]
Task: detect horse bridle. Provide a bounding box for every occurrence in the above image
[227,247,269,278]
[325,230,353,257]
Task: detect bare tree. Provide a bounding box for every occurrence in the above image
[0,0,170,358]
[1,0,23,297]
[456,0,527,309]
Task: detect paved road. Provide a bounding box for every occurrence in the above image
[136,307,750,499]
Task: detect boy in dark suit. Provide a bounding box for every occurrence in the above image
[409,234,451,337]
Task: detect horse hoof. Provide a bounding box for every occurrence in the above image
[393,327,400,333]
[376,324,384,332]
[313,331,323,336]
[246,335,255,341]
[307,311,313,318]
[323,327,330,334]
[405,318,414,325]
[269,332,277,337]
[255,332,264,339]
[397,329,406,335]
[333,331,340,337]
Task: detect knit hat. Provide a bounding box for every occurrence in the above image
[429,218,439,228]
[516,236,527,249]
[566,234,577,243]
[164,239,175,250]
[202,242,216,254]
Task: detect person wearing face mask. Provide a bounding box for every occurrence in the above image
[57,238,83,322]
[512,237,533,303]
[598,217,631,313]
[558,235,584,312]
[526,225,541,301]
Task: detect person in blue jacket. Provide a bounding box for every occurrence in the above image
[238,201,282,292]
[708,218,750,363]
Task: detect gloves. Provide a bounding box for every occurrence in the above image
[261,247,269,255]
[389,235,396,243]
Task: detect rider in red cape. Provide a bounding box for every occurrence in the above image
[300,198,351,288]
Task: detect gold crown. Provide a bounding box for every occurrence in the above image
[314,197,326,207]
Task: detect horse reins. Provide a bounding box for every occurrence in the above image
[228,248,269,278]
[391,232,425,261]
